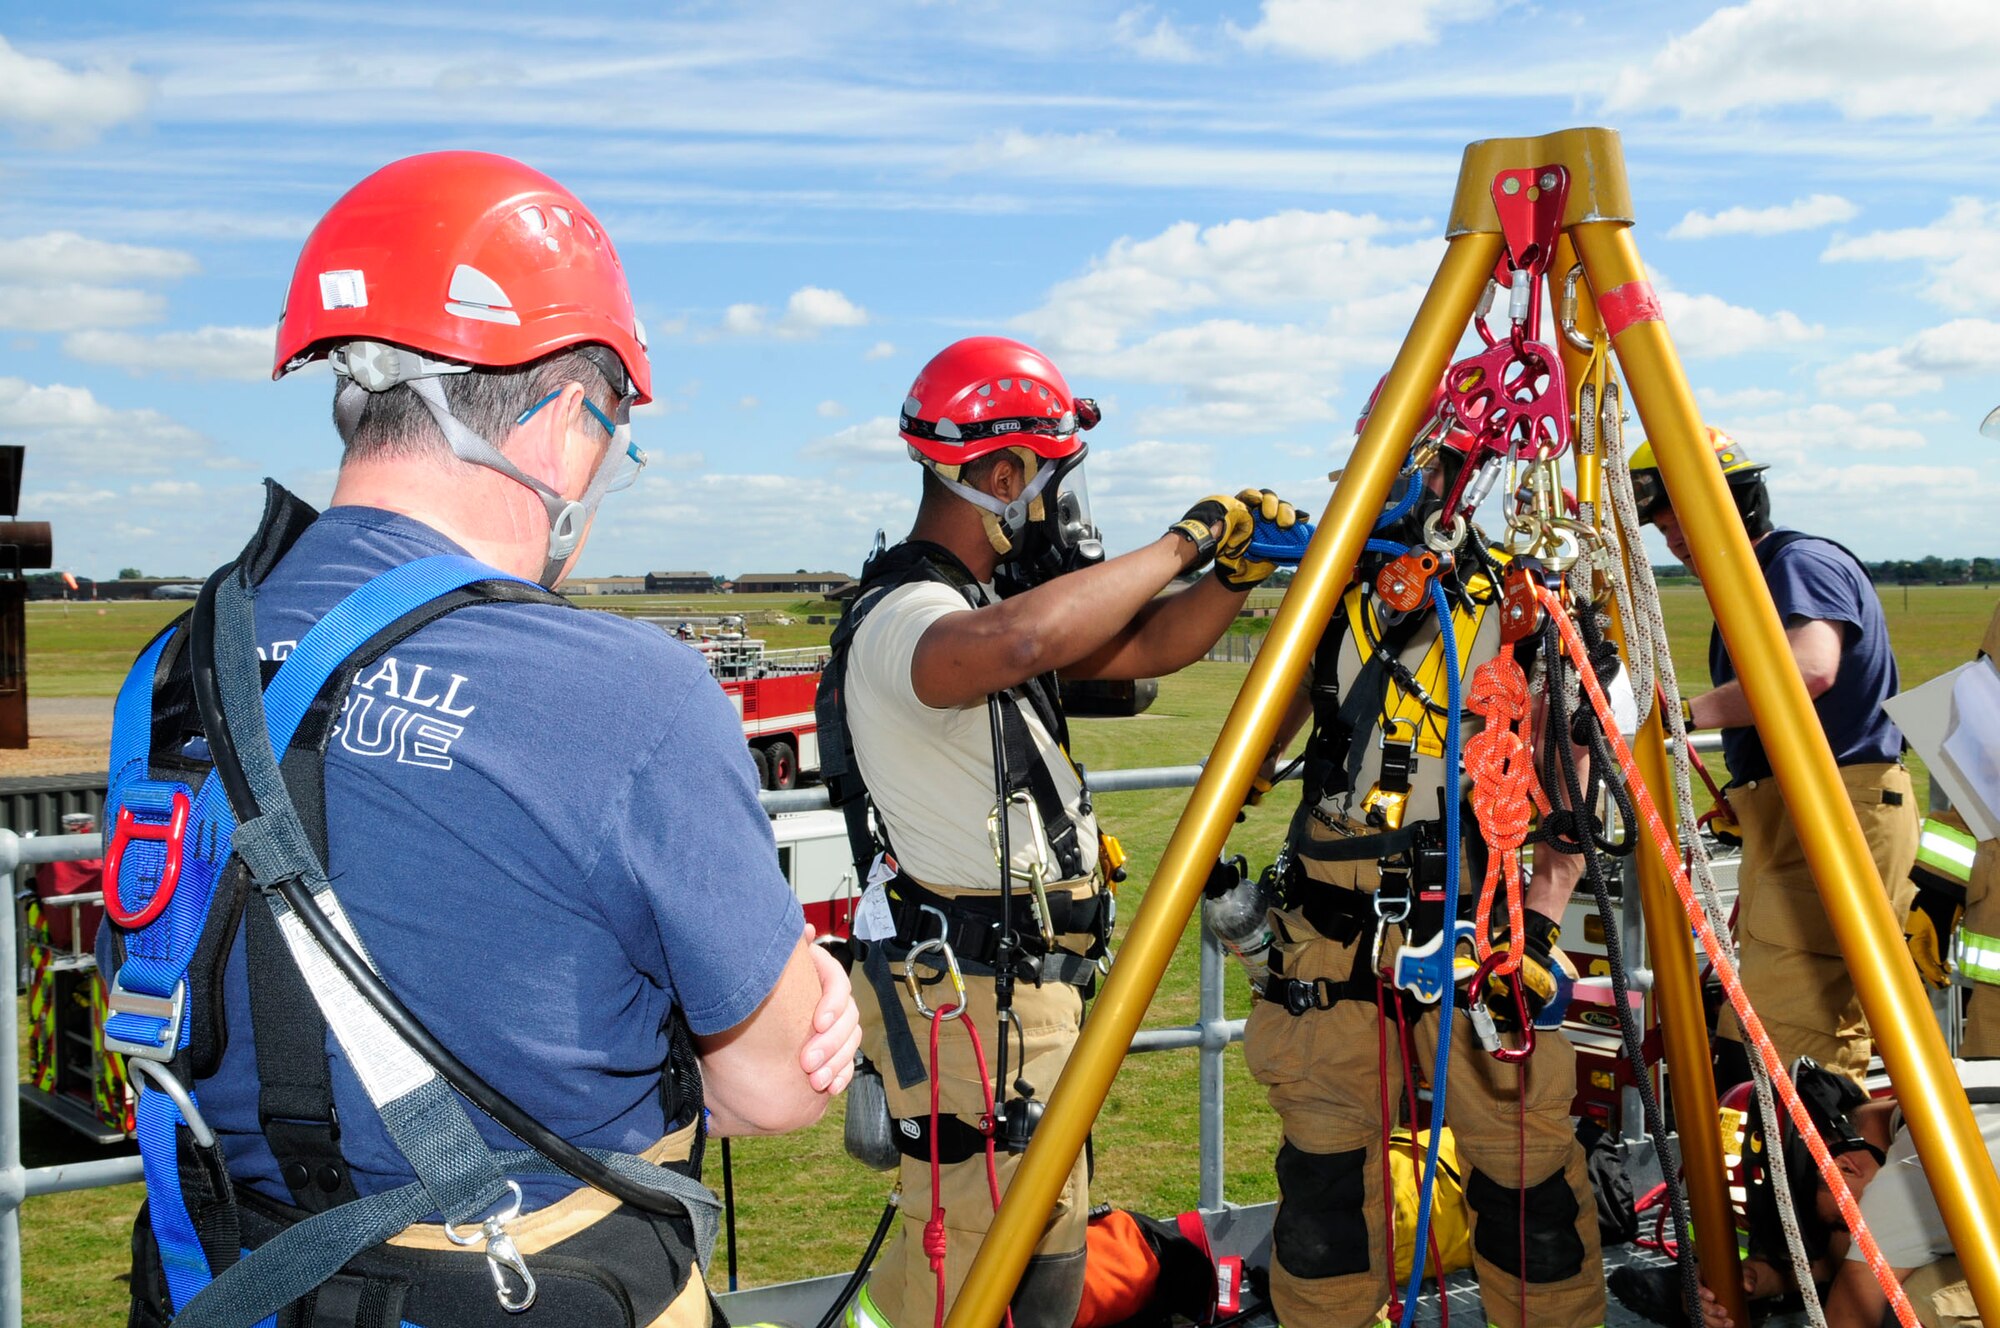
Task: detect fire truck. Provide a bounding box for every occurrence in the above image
[693,636,829,791]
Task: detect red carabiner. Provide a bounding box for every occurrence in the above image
[1467,950,1536,1064]
[103,792,191,931]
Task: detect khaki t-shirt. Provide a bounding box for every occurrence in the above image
[846,580,1097,890]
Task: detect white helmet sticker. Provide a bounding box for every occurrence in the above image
[319,269,367,310]
[445,263,521,326]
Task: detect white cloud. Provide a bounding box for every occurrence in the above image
[1014,208,1442,438]
[1816,318,2000,398]
[1087,439,1218,525]
[737,396,760,410]
[1606,0,2000,121]
[1652,277,1821,357]
[1821,198,2000,314]
[0,231,198,282]
[1667,194,1857,240]
[0,283,165,332]
[719,286,868,339]
[722,302,767,336]
[601,470,911,574]
[781,286,867,335]
[865,341,897,362]
[1114,6,1200,61]
[1016,208,1437,357]
[1233,0,1493,62]
[0,375,217,476]
[0,36,151,144]
[816,399,845,419]
[1698,386,1792,412]
[1725,402,1931,466]
[801,416,903,465]
[63,325,275,381]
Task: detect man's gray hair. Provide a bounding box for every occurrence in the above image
[334,344,623,462]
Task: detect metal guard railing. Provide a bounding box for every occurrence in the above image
[0,743,1726,1327]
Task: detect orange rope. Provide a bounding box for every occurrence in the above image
[1465,653,1540,972]
[1529,582,1920,1328]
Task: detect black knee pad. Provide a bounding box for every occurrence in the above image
[1467,1167,1586,1283]
[1273,1141,1371,1279]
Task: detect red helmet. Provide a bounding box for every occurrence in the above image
[899,337,1095,469]
[273,151,652,403]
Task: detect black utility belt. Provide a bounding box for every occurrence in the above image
[885,875,1112,971]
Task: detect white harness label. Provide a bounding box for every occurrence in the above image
[854,881,897,943]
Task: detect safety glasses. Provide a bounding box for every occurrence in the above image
[516,383,648,494]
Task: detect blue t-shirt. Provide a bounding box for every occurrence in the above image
[1710,529,1904,784]
[195,507,803,1206]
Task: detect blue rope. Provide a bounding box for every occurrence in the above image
[1377,468,1422,528]
[1396,577,1463,1328]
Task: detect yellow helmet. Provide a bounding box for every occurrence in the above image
[1628,426,1766,519]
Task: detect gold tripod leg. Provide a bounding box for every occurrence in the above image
[1574,217,2000,1325]
[941,228,1507,1328]
[1547,237,1748,1328]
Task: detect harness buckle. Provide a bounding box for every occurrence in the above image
[103,787,193,931]
[1282,977,1336,1016]
[445,1179,538,1314]
[103,972,186,1062]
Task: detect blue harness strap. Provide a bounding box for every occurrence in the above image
[106,555,529,1319]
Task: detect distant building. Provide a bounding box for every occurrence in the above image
[734,572,856,596]
[564,576,648,596]
[645,571,716,594]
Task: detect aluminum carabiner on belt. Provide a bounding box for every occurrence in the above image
[904,906,967,1021]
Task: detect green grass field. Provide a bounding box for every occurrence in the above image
[12,582,1996,1320]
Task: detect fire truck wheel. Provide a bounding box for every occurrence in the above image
[749,744,771,790]
[765,739,798,791]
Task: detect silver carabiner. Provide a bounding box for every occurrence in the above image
[444,1180,538,1313]
[1559,263,1594,352]
[904,937,967,1021]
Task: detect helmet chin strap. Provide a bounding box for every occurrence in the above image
[335,363,617,587]
[922,447,1056,557]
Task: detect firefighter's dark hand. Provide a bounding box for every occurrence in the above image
[1168,494,1242,570]
[1490,909,1570,1021]
[1214,488,1300,590]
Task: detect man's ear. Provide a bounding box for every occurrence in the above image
[504,381,588,490]
[985,452,1023,502]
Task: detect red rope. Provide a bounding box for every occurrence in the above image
[1529,582,1920,1328]
[925,1001,1014,1328]
[1465,655,1542,973]
[1376,979,1404,1321]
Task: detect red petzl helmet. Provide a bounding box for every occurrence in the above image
[273,151,652,402]
[899,336,1093,469]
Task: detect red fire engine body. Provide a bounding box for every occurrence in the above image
[694,637,827,791]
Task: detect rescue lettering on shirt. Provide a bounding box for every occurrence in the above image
[260,641,475,770]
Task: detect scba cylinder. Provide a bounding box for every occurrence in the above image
[1201,856,1276,995]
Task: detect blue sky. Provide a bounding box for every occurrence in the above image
[6,0,2000,580]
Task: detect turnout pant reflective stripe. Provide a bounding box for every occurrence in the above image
[1244,906,1604,1328]
[1714,762,1919,1087]
[1963,839,2000,1058]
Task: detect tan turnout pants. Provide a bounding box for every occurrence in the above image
[1715,762,1919,1084]
[854,922,1090,1328]
[1244,901,1605,1328]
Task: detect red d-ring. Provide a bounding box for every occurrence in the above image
[103,792,191,930]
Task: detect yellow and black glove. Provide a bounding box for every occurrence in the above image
[1490,908,1573,1024]
[1908,906,1959,990]
[1214,487,1301,590]
[1167,494,1245,571]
